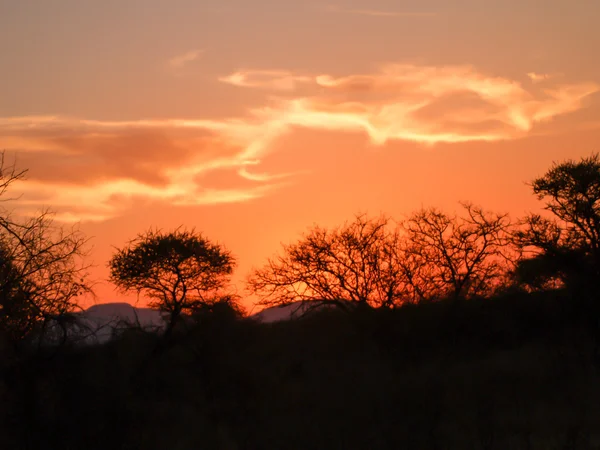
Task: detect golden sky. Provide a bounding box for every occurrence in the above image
[1,0,599,309]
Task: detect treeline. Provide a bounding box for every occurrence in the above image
[1,153,600,449]
[2,153,600,344]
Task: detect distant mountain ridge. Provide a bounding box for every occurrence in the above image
[39,300,333,345]
[40,302,166,346]
[250,300,333,323]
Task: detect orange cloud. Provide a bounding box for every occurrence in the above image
[221,63,598,142]
[1,64,597,222]
[10,169,285,223]
[0,118,286,221]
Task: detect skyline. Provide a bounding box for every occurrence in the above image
[1,0,599,308]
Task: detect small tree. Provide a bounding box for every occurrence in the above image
[401,203,514,301]
[109,228,236,336]
[247,214,407,311]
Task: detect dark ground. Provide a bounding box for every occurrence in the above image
[2,289,600,450]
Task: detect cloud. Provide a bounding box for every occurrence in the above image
[2,63,597,222]
[168,49,204,69]
[12,176,282,223]
[323,5,436,18]
[218,63,598,144]
[0,117,285,221]
[8,130,200,186]
[194,164,297,188]
[527,72,559,83]
[219,70,312,91]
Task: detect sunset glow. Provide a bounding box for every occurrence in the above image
[1,0,599,308]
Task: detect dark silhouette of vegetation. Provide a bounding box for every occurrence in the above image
[109,228,236,337]
[400,203,515,302]
[247,214,407,310]
[3,153,600,449]
[0,152,92,346]
[249,204,515,311]
[513,153,600,292]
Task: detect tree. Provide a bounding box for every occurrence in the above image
[400,203,514,301]
[513,153,600,290]
[532,153,600,256]
[0,152,92,344]
[247,214,408,311]
[109,228,236,336]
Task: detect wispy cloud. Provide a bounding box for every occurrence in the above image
[219,70,312,91]
[220,63,598,142]
[2,64,597,222]
[0,117,288,222]
[527,72,561,83]
[168,49,204,69]
[324,5,436,18]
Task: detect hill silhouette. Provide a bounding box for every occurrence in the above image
[37,301,329,346]
[37,302,166,346]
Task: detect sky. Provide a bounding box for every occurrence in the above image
[1,0,599,310]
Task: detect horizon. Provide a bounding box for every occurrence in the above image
[1,0,600,309]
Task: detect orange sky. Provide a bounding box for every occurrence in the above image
[1,0,599,311]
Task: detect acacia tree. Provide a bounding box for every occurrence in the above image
[247,214,408,311]
[109,228,236,336]
[512,153,600,290]
[0,153,92,344]
[400,203,515,301]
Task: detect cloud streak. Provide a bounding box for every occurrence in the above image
[1,118,288,221]
[219,70,313,91]
[168,49,204,69]
[527,72,561,83]
[1,63,597,222]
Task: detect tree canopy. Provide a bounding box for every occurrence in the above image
[513,153,600,290]
[401,203,514,301]
[247,214,405,310]
[109,228,236,332]
[248,205,515,312]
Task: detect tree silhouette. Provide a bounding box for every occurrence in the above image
[0,152,92,345]
[109,228,235,336]
[513,153,600,289]
[400,203,515,301]
[247,214,407,311]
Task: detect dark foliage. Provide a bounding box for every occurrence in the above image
[401,203,515,301]
[513,153,600,290]
[2,289,600,450]
[247,214,407,310]
[248,206,515,311]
